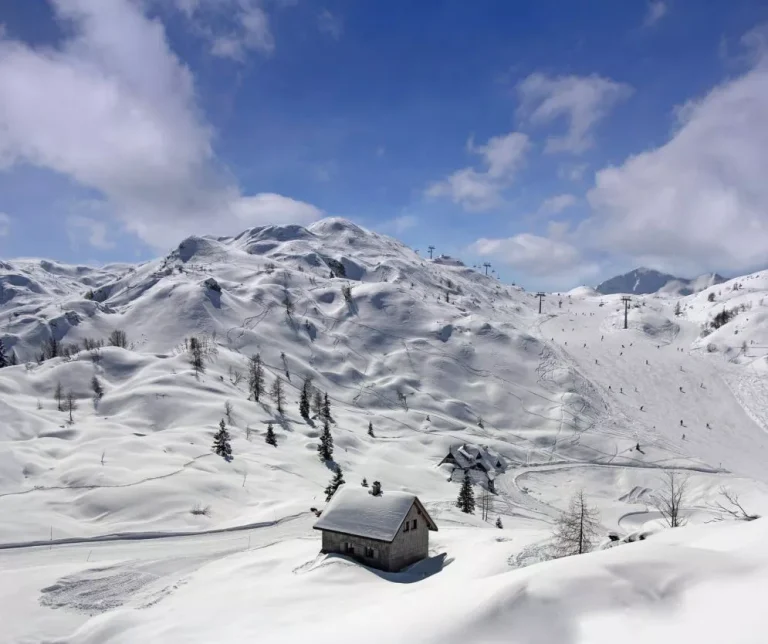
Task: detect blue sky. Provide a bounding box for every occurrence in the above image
[1,0,768,289]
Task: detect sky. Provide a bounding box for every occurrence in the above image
[1,0,768,290]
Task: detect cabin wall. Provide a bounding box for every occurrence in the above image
[321,530,392,571]
[388,503,429,572]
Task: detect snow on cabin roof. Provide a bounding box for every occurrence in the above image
[313,487,437,542]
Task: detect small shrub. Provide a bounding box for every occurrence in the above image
[190,503,211,516]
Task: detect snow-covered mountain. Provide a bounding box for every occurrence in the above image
[2,218,768,642]
[596,267,725,295]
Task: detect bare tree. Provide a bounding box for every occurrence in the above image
[480,486,494,521]
[551,490,601,557]
[224,400,234,425]
[271,377,286,414]
[248,354,265,401]
[108,329,128,348]
[228,365,243,386]
[653,471,689,528]
[708,487,759,522]
[54,381,64,411]
[189,336,204,377]
[65,391,78,423]
[91,376,104,407]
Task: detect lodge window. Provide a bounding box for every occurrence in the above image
[404,522,409,532]
[344,542,355,555]
[412,519,417,529]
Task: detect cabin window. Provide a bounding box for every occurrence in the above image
[344,542,355,555]
[412,519,417,529]
[364,547,377,558]
[404,522,410,532]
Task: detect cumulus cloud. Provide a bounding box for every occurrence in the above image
[0,212,10,237]
[425,132,530,211]
[169,0,275,60]
[517,73,633,154]
[0,0,321,250]
[537,194,577,217]
[644,1,668,27]
[586,47,768,276]
[470,233,597,280]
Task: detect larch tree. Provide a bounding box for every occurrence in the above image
[456,471,475,514]
[324,467,345,502]
[54,381,64,411]
[65,391,78,423]
[212,419,232,460]
[653,471,689,528]
[271,377,286,415]
[248,353,265,402]
[551,490,601,557]
[317,417,334,461]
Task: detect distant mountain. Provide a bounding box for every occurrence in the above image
[596,267,725,296]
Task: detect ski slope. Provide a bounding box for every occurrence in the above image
[2,217,768,641]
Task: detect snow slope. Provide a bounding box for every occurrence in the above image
[2,218,768,641]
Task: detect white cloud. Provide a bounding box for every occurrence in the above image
[0,212,10,237]
[170,0,274,60]
[317,9,343,40]
[67,215,115,250]
[425,132,530,211]
[537,194,577,217]
[558,163,588,182]
[517,73,633,154]
[390,215,418,233]
[586,49,768,276]
[0,0,321,250]
[470,233,597,279]
[644,1,668,27]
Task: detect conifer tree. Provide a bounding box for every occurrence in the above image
[322,391,331,422]
[299,377,312,419]
[367,421,374,437]
[248,353,265,402]
[0,338,7,368]
[265,422,277,447]
[189,337,204,376]
[54,381,64,411]
[91,376,104,404]
[271,376,285,414]
[361,477,368,487]
[496,517,503,529]
[317,417,334,461]
[370,480,382,496]
[212,419,232,460]
[324,467,345,502]
[456,471,475,514]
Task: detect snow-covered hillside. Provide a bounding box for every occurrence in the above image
[2,218,768,642]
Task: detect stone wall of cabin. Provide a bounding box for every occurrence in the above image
[321,530,392,571]
[388,502,429,571]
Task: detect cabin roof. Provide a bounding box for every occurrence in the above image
[313,487,437,542]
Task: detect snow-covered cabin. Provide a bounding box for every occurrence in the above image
[439,443,506,489]
[313,487,438,573]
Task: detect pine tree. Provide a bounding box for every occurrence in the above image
[0,338,7,368]
[91,376,104,403]
[299,377,312,420]
[212,419,232,460]
[495,517,503,529]
[271,377,285,414]
[265,422,277,447]
[324,466,345,502]
[322,391,331,422]
[361,477,368,487]
[311,390,323,417]
[370,480,382,496]
[189,337,204,376]
[674,301,682,316]
[551,490,601,557]
[317,417,334,461]
[456,472,475,514]
[367,421,374,437]
[248,353,265,402]
[54,381,64,411]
